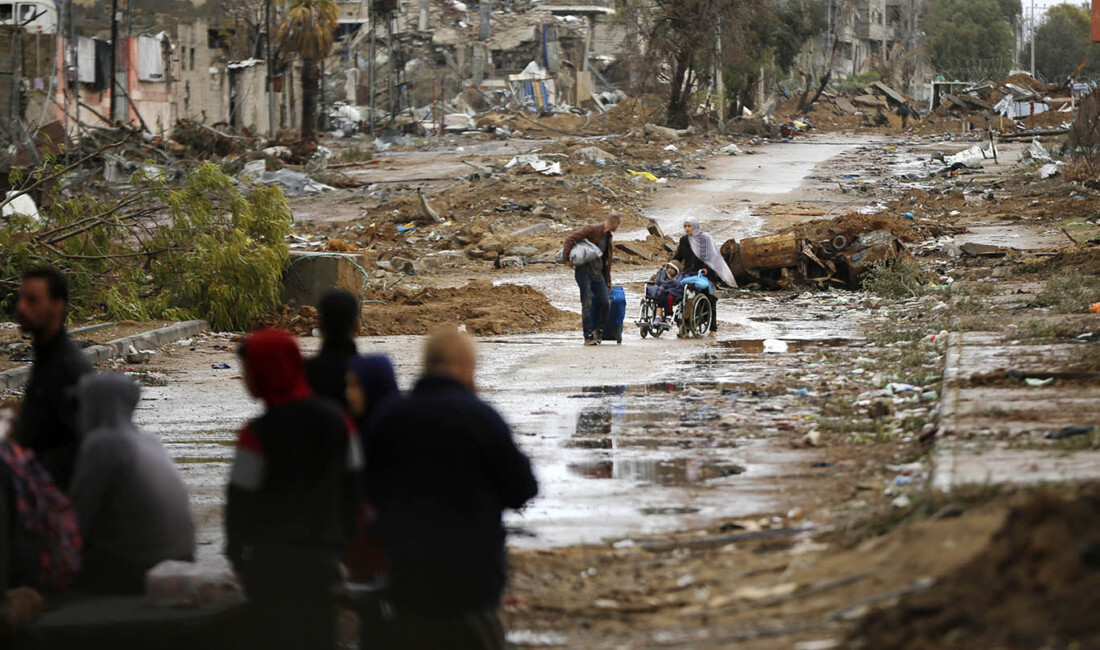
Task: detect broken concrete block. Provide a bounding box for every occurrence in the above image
[506,245,540,257]
[573,146,616,164]
[509,223,550,238]
[391,256,424,275]
[478,236,506,254]
[647,222,665,239]
[281,251,367,308]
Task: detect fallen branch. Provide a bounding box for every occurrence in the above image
[417,187,445,223]
[0,140,126,212]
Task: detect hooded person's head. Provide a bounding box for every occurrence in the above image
[345,354,399,421]
[77,373,141,438]
[665,260,681,278]
[238,328,313,407]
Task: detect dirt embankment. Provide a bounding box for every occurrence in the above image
[852,491,1100,650]
[265,281,575,337]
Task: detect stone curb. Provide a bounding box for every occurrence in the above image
[0,320,209,392]
[930,331,964,492]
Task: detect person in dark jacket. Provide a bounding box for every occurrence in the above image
[673,218,737,337]
[645,260,684,325]
[365,328,538,650]
[12,267,92,490]
[70,374,195,594]
[305,288,360,408]
[227,328,361,650]
[563,212,621,345]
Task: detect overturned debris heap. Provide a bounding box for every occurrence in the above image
[722,227,907,290]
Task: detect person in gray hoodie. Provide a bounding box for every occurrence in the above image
[69,374,196,594]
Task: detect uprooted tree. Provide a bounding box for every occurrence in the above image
[0,159,292,331]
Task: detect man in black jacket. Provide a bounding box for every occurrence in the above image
[305,288,360,408]
[365,328,538,650]
[13,267,92,490]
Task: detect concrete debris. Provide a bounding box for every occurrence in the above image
[251,169,334,197]
[644,123,695,140]
[573,147,616,165]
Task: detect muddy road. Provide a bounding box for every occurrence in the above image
[135,135,878,569]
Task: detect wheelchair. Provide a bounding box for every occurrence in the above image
[636,272,715,339]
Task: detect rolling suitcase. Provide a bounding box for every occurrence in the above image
[604,285,626,344]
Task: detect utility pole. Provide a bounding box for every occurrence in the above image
[479,0,491,41]
[108,0,118,123]
[1030,0,1035,77]
[369,16,376,138]
[266,0,275,138]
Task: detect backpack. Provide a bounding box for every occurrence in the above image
[0,441,82,592]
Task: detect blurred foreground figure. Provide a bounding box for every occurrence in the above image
[69,373,195,594]
[13,267,92,490]
[227,329,359,650]
[305,289,360,409]
[365,328,538,650]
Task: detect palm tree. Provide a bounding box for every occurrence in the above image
[279,0,338,141]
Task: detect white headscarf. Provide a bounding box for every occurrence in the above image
[684,218,737,287]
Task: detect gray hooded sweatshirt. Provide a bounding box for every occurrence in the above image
[69,374,195,567]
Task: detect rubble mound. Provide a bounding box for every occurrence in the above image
[359,281,574,336]
[851,491,1100,650]
[793,212,924,243]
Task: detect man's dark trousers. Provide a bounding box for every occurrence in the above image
[575,265,609,341]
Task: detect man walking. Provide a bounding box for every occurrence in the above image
[563,212,621,345]
[305,288,360,408]
[13,267,92,490]
[365,328,538,650]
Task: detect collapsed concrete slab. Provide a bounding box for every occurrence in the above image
[281,251,368,308]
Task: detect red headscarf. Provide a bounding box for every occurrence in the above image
[239,328,313,407]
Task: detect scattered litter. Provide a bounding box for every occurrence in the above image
[892,495,912,509]
[1024,377,1054,387]
[719,143,742,155]
[663,144,678,152]
[763,339,788,354]
[211,363,231,370]
[627,169,661,182]
[175,339,194,346]
[1018,140,1052,163]
[1038,163,1060,180]
[1045,425,1095,440]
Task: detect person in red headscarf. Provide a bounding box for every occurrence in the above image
[226,328,362,650]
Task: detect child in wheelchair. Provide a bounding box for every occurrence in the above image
[645,261,684,329]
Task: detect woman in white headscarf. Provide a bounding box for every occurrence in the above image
[674,218,736,336]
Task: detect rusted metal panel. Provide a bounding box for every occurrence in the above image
[836,229,906,288]
[737,231,801,271]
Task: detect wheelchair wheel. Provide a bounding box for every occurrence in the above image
[689,295,713,338]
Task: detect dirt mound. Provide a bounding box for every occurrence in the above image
[260,305,319,336]
[360,281,574,336]
[851,491,1100,650]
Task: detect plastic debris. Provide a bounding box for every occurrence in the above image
[211,363,230,370]
[1024,377,1054,387]
[763,339,788,354]
[663,144,678,152]
[627,169,661,182]
[719,143,742,155]
[1038,163,1060,180]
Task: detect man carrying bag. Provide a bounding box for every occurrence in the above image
[562,213,621,346]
